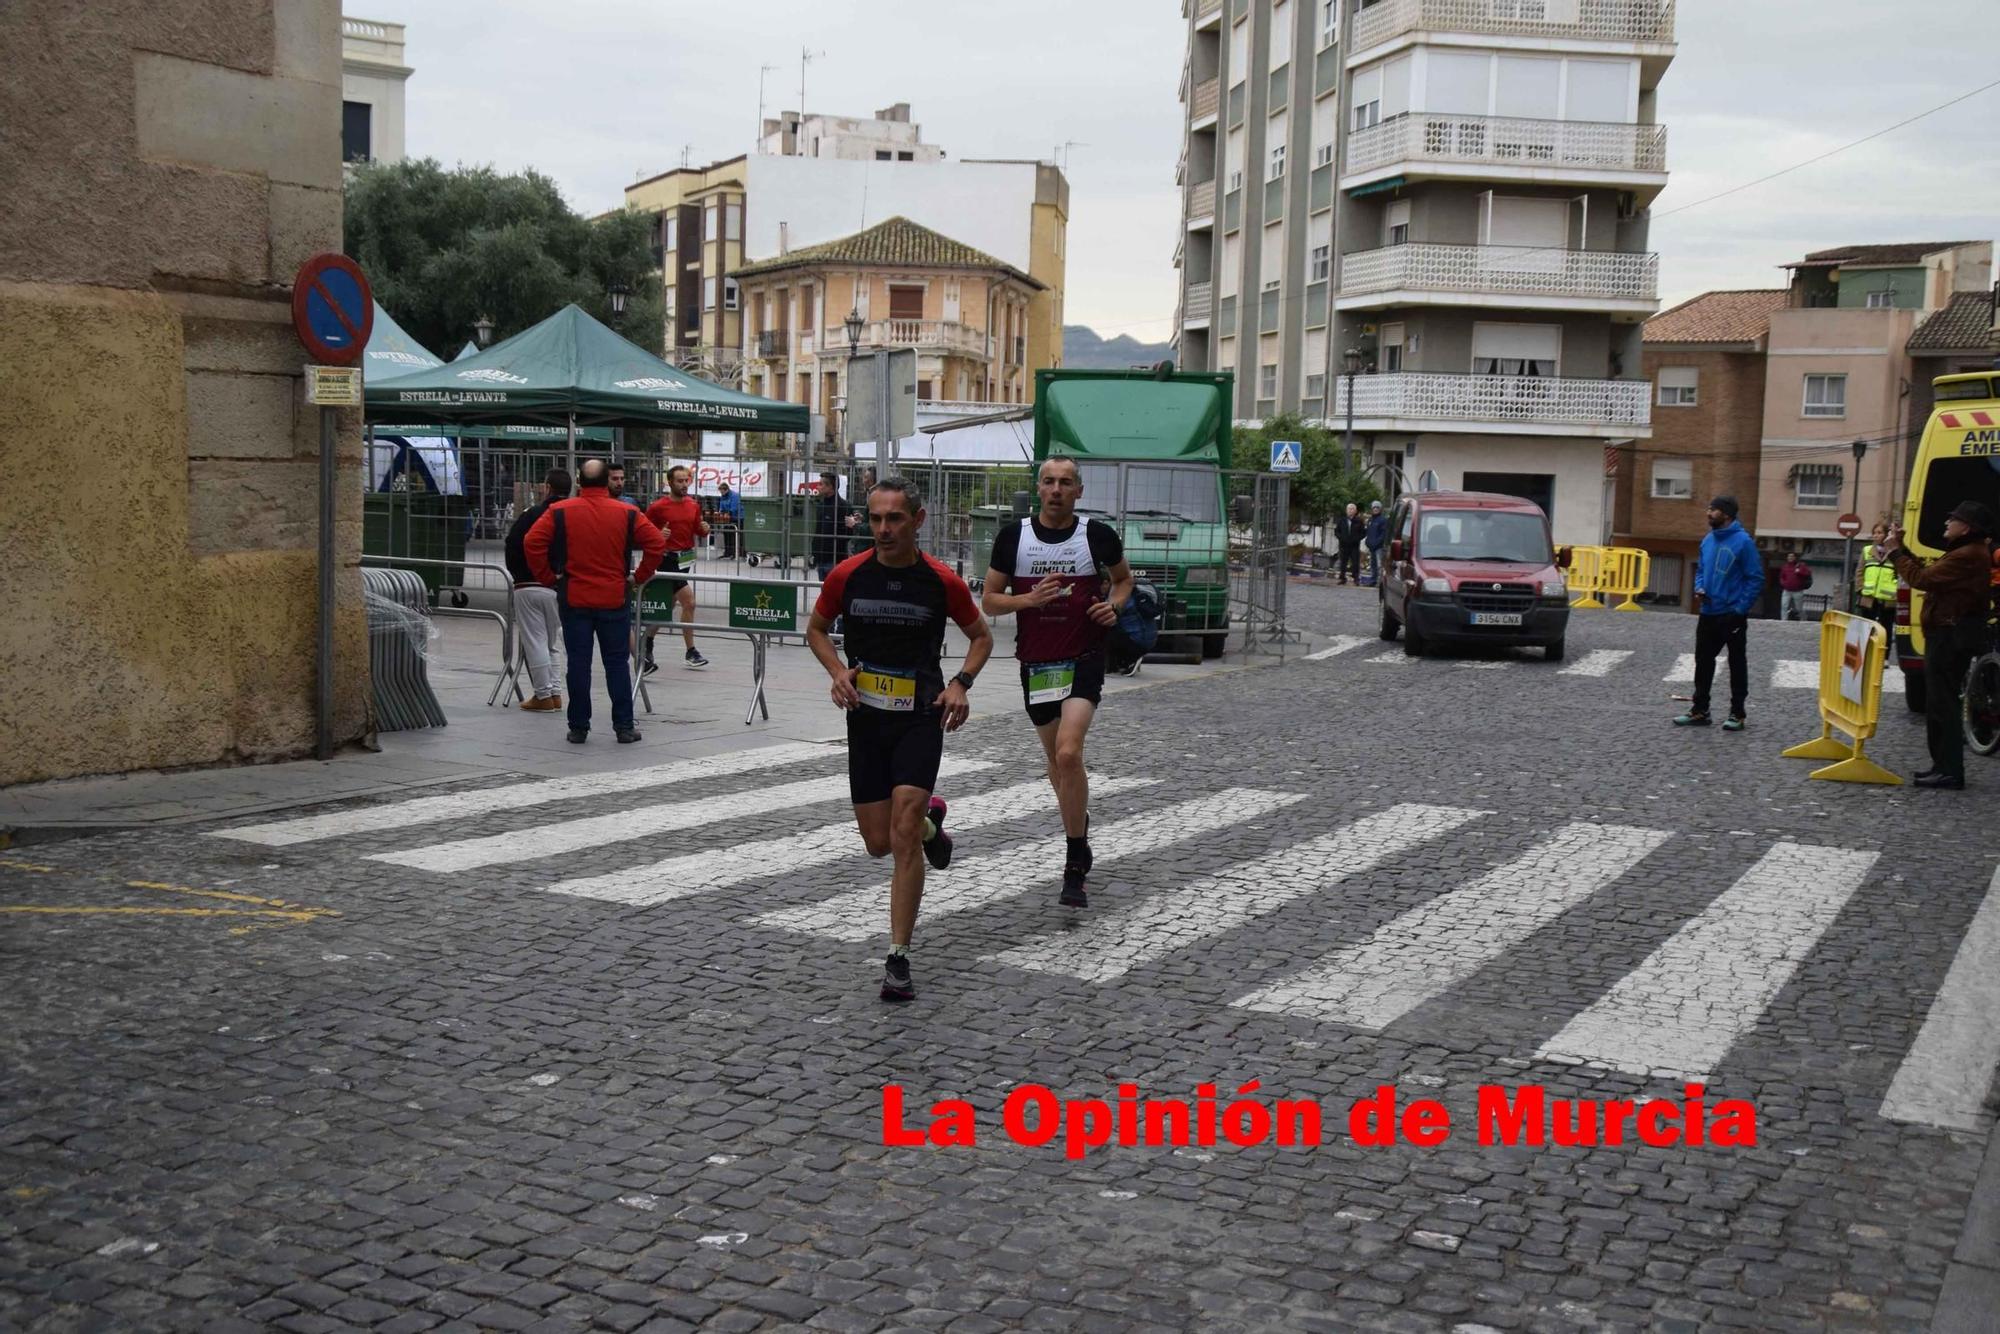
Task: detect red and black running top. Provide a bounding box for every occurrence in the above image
[814,550,981,711]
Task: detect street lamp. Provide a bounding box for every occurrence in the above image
[473,314,495,348]
[1847,437,1867,612]
[842,308,864,468]
[608,281,630,318]
[1342,346,1363,479]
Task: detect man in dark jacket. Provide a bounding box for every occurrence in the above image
[1332,503,1365,585]
[526,459,667,744]
[1363,501,1388,585]
[1885,500,1995,789]
[503,468,571,711]
[813,471,852,581]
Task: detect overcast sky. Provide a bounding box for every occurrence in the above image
[365,0,2000,343]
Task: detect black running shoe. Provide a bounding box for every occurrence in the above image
[1060,863,1088,908]
[880,953,914,1002]
[923,797,952,871]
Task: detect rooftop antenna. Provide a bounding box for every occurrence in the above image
[1057,140,1088,173]
[756,62,780,152]
[798,47,825,155]
[678,143,693,169]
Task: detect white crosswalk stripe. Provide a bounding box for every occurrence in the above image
[1774,658,1903,693]
[756,787,1308,942]
[1879,862,2000,1131]
[1664,653,1695,683]
[210,741,838,846]
[368,759,995,874]
[545,775,1162,907]
[1537,841,1880,1080]
[1365,651,1412,666]
[1306,636,1374,660]
[988,803,1487,984]
[1233,822,1670,1030]
[1560,649,1632,678]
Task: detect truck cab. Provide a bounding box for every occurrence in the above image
[1032,368,1234,658]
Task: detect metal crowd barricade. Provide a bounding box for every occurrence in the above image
[361,567,447,730]
[1781,611,1901,786]
[631,569,825,726]
[359,555,523,705]
[1600,547,1652,612]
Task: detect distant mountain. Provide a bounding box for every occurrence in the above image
[1062,325,1174,370]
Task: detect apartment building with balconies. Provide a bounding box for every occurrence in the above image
[1331,0,1674,545]
[1175,0,1675,545]
[731,217,1044,438]
[1172,0,1344,421]
[625,157,751,384]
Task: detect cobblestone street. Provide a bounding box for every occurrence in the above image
[3,587,1996,1333]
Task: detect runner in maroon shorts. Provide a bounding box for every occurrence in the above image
[980,455,1134,909]
[808,477,993,1001]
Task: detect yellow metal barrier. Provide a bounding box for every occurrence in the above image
[1603,547,1652,612]
[1567,546,1609,609]
[1780,611,1902,786]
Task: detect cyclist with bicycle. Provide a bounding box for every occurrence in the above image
[1883,500,1995,790]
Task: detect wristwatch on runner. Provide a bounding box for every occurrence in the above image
[952,671,977,691]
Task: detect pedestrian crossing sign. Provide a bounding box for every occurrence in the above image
[1270,440,1302,473]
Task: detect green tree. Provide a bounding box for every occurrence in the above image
[343,159,664,357]
[1230,412,1380,527]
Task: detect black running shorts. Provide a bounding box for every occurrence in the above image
[1019,653,1106,727]
[847,707,944,805]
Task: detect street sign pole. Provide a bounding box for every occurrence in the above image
[291,254,373,761]
[1845,439,1866,612]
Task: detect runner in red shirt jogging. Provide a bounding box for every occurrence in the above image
[643,464,711,672]
[808,477,993,1002]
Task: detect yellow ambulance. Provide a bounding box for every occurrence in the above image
[1896,370,2000,709]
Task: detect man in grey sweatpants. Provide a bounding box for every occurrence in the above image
[504,468,571,710]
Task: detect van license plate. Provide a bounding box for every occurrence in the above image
[1470,612,1523,626]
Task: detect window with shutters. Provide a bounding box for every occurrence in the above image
[1261,221,1284,291]
[888,285,925,321]
[1384,200,1411,247]
[1794,465,1843,508]
[1271,0,1292,67]
[725,204,742,241]
[1657,367,1698,407]
[1651,457,1692,499]
[1471,322,1560,376]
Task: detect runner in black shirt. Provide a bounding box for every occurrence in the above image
[981,455,1133,910]
[808,477,993,1002]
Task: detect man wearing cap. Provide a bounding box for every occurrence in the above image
[1881,500,1995,789]
[1675,496,1764,731]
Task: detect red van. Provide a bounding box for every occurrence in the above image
[1377,491,1571,660]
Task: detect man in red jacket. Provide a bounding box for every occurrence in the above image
[526,458,668,744]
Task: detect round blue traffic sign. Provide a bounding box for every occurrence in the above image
[291,253,373,365]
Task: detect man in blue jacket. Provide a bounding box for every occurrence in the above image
[1676,495,1764,731]
[1363,501,1388,586]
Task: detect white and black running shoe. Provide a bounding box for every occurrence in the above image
[880,953,915,1002]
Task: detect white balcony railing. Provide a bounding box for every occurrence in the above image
[1339,243,1658,302]
[1185,282,1213,321]
[1189,179,1217,220]
[824,319,990,359]
[1350,0,1675,54]
[1346,112,1667,178]
[1191,77,1220,122]
[1334,372,1651,429]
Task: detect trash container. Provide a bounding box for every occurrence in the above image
[742,494,808,569]
[361,493,472,606]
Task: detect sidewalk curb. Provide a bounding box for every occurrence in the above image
[1933,1124,2000,1332]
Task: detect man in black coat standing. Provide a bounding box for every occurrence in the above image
[1331,502,1365,585]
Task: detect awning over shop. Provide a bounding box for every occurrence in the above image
[362,303,808,433]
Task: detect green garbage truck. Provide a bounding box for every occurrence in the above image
[1029,366,1233,658]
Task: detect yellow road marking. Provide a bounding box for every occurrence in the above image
[0,872,338,936]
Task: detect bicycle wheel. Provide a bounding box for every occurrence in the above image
[1965,652,2000,758]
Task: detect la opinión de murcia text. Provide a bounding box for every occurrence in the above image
[883,1082,1758,1160]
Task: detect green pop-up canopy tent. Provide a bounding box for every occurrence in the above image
[362,300,446,382]
[364,303,808,437]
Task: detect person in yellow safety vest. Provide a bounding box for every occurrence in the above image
[1859,519,1899,637]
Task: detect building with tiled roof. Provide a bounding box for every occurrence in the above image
[1907,288,2000,429]
[730,216,1047,426]
[1643,290,1789,347]
[1615,290,1787,601]
[733,217,1043,288]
